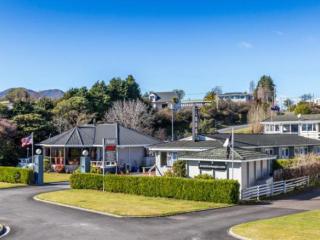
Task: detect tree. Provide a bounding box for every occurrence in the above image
[300,94,312,102]
[5,88,31,103]
[10,100,34,116]
[107,75,141,101]
[294,102,312,115]
[204,90,217,102]
[53,96,94,131]
[105,100,154,135]
[88,80,110,120]
[255,75,275,103]
[0,119,19,166]
[283,98,294,110]
[125,75,141,99]
[62,87,88,100]
[12,113,54,142]
[173,89,185,100]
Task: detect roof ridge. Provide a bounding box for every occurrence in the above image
[65,127,77,145]
[75,127,84,145]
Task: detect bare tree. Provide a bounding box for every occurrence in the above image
[105,100,154,134]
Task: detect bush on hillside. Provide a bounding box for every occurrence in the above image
[0,166,34,184]
[70,173,239,204]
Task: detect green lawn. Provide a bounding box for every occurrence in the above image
[0,182,26,189]
[36,189,231,217]
[232,210,320,240]
[44,173,71,183]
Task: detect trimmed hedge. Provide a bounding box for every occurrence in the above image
[70,173,239,204]
[0,166,34,184]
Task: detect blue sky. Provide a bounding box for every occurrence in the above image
[1,1,320,99]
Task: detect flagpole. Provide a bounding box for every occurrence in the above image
[31,132,34,164]
[231,128,234,179]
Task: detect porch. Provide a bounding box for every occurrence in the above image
[43,147,103,173]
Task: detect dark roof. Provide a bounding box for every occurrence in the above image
[149,140,223,150]
[39,124,160,147]
[179,147,272,161]
[262,113,320,122]
[151,91,179,102]
[210,133,320,148]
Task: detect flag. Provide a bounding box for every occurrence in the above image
[21,135,33,147]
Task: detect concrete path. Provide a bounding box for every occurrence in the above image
[0,184,319,240]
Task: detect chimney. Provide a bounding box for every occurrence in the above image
[192,105,200,141]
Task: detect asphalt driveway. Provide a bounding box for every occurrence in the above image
[1,184,319,240]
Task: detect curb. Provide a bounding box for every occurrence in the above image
[0,226,10,239]
[228,227,250,240]
[33,196,123,218]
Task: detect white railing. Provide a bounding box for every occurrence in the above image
[241,176,310,200]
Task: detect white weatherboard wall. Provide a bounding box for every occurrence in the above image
[227,162,242,186]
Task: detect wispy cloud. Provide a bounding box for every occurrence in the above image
[274,30,284,36]
[238,41,253,49]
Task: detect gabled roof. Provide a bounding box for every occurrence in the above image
[150,91,179,102]
[210,133,320,148]
[39,124,160,147]
[179,147,273,161]
[262,113,320,122]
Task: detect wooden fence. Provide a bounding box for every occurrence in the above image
[241,176,310,200]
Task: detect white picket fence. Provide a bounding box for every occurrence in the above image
[241,176,310,200]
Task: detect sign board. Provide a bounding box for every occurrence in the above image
[199,161,227,171]
[105,145,116,151]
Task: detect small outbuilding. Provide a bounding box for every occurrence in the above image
[179,147,275,189]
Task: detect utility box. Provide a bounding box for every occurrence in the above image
[80,156,91,173]
[34,155,44,185]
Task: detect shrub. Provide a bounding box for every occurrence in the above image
[0,166,34,184]
[44,158,51,172]
[163,170,175,177]
[273,159,296,170]
[172,160,186,177]
[90,166,102,174]
[194,174,214,180]
[70,173,239,204]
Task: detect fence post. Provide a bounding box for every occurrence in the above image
[283,180,286,194]
[307,176,310,186]
[257,185,260,201]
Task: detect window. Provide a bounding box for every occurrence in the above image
[291,124,299,133]
[160,152,167,167]
[264,148,274,155]
[275,125,280,132]
[295,147,308,156]
[283,124,290,133]
[167,152,177,167]
[280,148,289,159]
[302,123,316,132]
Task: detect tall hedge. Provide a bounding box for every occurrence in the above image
[0,167,34,184]
[70,173,239,204]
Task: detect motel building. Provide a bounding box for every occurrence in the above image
[149,136,276,190]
